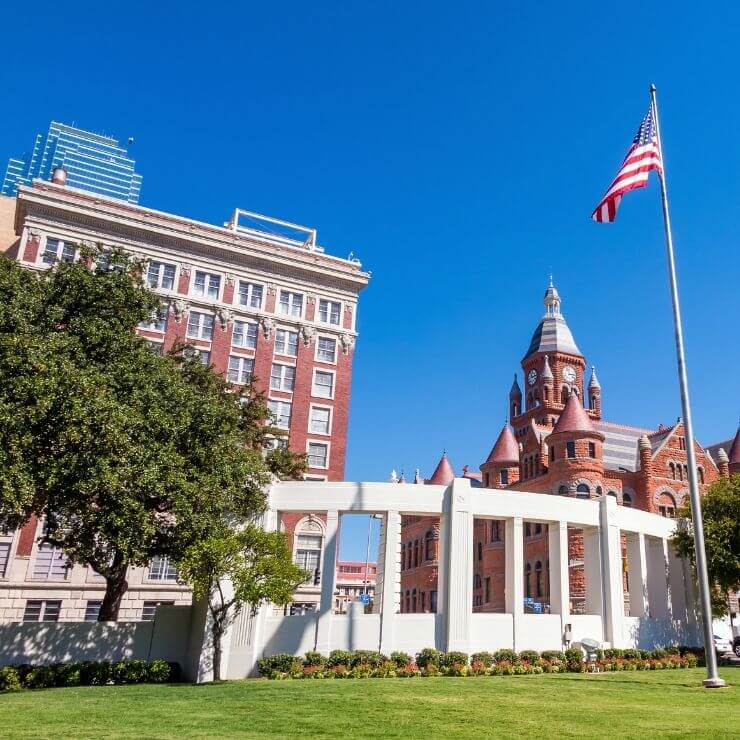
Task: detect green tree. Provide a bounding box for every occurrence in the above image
[0,248,305,620]
[673,476,740,618]
[178,525,307,681]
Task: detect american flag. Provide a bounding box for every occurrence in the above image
[591,105,663,223]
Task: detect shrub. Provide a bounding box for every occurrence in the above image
[415,648,442,669]
[327,664,348,678]
[564,647,584,672]
[540,650,566,663]
[303,651,326,668]
[470,652,496,668]
[440,651,469,668]
[79,660,112,686]
[23,665,58,689]
[353,650,386,668]
[650,648,667,659]
[147,659,172,684]
[622,649,640,660]
[493,649,518,664]
[443,662,468,677]
[390,651,412,667]
[396,663,421,678]
[301,665,324,679]
[469,660,489,676]
[326,650,354,668]
[0,667,21,692]
[421,663,441,677]
[518,650,540,665]
[258,653,298,676]
[604,648,624,659]
[372,661,397,678]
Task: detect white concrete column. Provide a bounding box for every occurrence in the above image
[645,536,670,619]
[583,528,602,616]
[548,521,570,618]
[378,509,400,655]
[505,516,524,649]
[667,542,687,622]
[626,532,649,618]
[599,494,625,647]
[314,509,339,653]
[444,478,473,653]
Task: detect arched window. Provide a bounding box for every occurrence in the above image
[558,485,569,496]
[407,544,413,570]
[684,465,689,480]
[500,468,509,485]
[677,464,683,481]
[424,530,434,561]
[596,486,603,496]
[412,589,417,612]
[576,483,590,499]
[405,590,410,613]
[658,492,676,518]
[535,561,543,598]
[669,462,676,479]
[534,453,539,475]
[525,563,532,598]
[491,520,501,542]
[550,445,557,462]
[566,440,576,458]
[400,543,405,571]
[294,518,324,585]
[560,386,569,405]
[623,492,632,508]
[473,574,481,589]
[413,539,419,568]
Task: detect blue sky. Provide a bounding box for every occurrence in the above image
[2,2,738,559]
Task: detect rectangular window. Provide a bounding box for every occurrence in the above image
[147,261,176,290]
[566,440,576,459]
[138,308,167,333]
[264,436,288,451]
[84,600,102,622]
[484,577,491,603]
[318,299,341,325]
[550,445,557,462]
[148,556,178,581]
[270,363,296,392]
[316,337,337,363]
[23,599,61,622]
[307,442,329,468]
[193,270,221,299]
[237,281,263,309]
[186,311,214,340]
[232,320,258,349]
[274,329,298,357]
[33,543,68,580]
[588,442,596,458]
[268,400,292,429]
[142,600,174,621]
[310,407,331,435]
[278,290,303,318]
[42,238,76,265]
[0,542,9,576]
[500,469,509,485]
[228,356,254,384]
[312,370,334,399]
[295,535,322,575]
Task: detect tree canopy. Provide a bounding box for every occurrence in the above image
[673,475,740,618]
[0,248,305,619]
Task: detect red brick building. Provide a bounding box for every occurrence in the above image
[400,279,739,614]
[0,180,369,622]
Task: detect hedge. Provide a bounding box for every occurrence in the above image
[0,659,181,692]
[256,647,700,679]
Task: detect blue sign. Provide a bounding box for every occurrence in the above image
[359,593,371,605]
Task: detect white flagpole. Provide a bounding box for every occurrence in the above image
[649,83,725,688]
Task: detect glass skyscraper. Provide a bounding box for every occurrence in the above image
[1,121,142,203]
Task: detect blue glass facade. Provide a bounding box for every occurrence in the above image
[1,121,142,203]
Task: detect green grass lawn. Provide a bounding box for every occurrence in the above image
[0,669,736,739]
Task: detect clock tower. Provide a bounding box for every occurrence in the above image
[515,278,595,432]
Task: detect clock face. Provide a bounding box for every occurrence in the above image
[527,369,538,386]
[563,366,576,383]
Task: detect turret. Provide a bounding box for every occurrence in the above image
[426,452,455,485]
[542,355,554,404]
[717,448,730,478]
[545,393,604,495]
[481,425,520,488]
[509,374,522,419]
[729,426,740,476]
[588,365,602,417]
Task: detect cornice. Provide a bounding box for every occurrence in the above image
[16,184,370,295]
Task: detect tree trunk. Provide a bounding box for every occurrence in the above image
[211,614,224,682]
[98,562,129,621]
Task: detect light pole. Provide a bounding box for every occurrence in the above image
[363,514,381,597]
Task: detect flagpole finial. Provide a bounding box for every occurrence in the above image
[649,83,657,93]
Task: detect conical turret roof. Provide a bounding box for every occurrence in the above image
[552,393,597,435]
[427,452,455,485]
[729,426,740,466]
[589,365,601,390]
[486,426,519,465]
[509,374,522,399]
[542,354,554,380]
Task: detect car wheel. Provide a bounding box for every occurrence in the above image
[734,644,740,658]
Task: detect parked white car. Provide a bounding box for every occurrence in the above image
[713,634,732,656]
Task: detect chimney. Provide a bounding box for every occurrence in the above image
[51,167,68,186]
